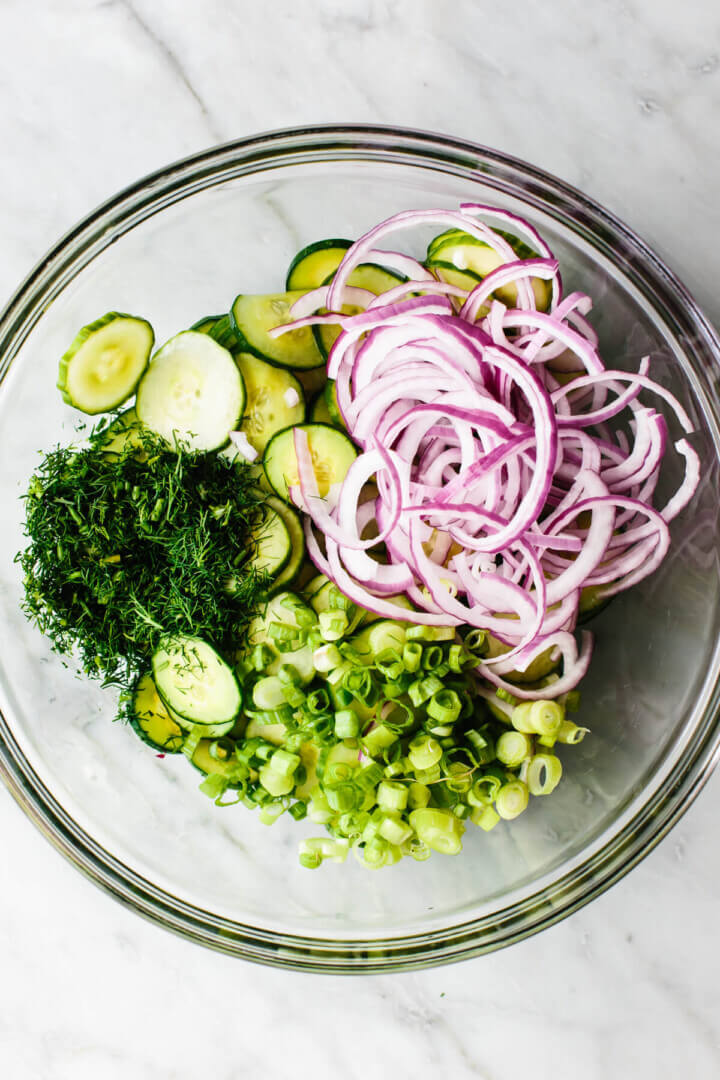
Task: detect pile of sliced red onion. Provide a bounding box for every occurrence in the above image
[275,204,700,700]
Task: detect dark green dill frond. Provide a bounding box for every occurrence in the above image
[17,428,268,689]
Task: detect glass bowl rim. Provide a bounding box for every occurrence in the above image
[1,123,719,973]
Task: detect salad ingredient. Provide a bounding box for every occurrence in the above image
[152,635,242,730]
[247,501,291,576]
[19,430,268,686]
[278,204,699,701]
[262,422,357,502]
[286,238,353,291]
[135,331,245,451]
[266,497,307,590]
[234,353,305,453]
[230,292,324,369]
[58,312,154,414]
[131,673,185,753]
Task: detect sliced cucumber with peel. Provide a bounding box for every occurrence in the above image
[247,501,291,576]
[314,263,405,358]
[310,391,334,425]
[230,292,324,370]
[130,673,185,753]
[286,239,353,291]
[267,496,305,590]
[427,230,550,309]
[57,312,154,414]
[136,331,245,452]
[152,635,242,730]
[235,353,305,454]
[190,314,224,334]
[263,422,357,503]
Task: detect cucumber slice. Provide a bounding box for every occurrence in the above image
[314,263,405,359]
[57,312,154,414]
[190,314,224,334]
[235,353,305,454]
[323,380,345,428]
[266,497,306,590]
[425,260,482,293]
[130,673,185,753]
[247,502,291,576]
[152,635,242,727]
[263,423,357,503]
[303,573,330,599]
[309,391,334,425]
[230,292,324,370]
[296,365,330,397]
[428,231,550,309]
[99,407,148,459]
[136,331,245,452]
[208,313,243,352]
[286,239,353,291]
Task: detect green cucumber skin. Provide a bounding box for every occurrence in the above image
[57,311,155,414]
[189,314,224,334]
[230,293,325,372]
[152,636,242,728]
[286,238,353,291]
[262,422,358,504]
[266,496,306,591]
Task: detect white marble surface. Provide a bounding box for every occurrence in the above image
[1,0,720,1076]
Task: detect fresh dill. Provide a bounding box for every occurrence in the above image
[17,426,268,690]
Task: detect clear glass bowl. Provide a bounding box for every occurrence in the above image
[1,126,719,973]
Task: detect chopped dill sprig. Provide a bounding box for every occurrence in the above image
[17,427,268,689]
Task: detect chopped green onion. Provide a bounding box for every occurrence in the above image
[362,724,398,757]
[299,837,350,866]
[467,773,502,807]
[251,644,274,671]
[405,625,455,642]
[496,730,534,767]
[367,622,407,655]
[376,780,409,812]
[409,808,465,855]
[288,800,307,821]
[527,753,563,796]
[378,812,413,846]
[319,610,349,641]
[306,688,330,714]
[259,801,286,825]
[334,709,360,738]
[426,688,462,724]
[325,782,360,813]
[268,747,300,779]
[413,763,442,784]
[421,644,444,670]
[307,790,334,823]
[463,628,487,655]
[496,686,519,706]
[408,733,443,770]
[408,674,443,707]
[313,643,342,673]
[258,763,295,797]
[354,761,384,792]
[252,675,286,710]
[402,641,423,672]
[407,782,431,809]
[470,805,501,831]
[557,720,589,744]
[512,699,564,737]
[495,780,529,820]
